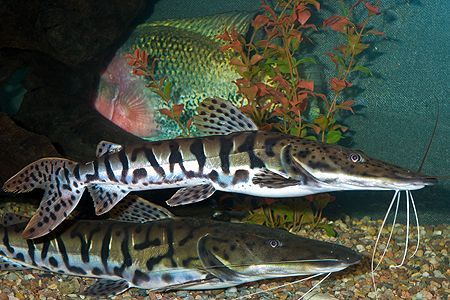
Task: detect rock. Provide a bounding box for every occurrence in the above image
[0,0,150,66]
[1,50,142,162]
[0,112,59,186]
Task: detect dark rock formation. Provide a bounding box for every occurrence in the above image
[0,112,59,185]
[0,0,149,66]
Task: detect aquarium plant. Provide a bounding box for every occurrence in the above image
[127,0,383,233]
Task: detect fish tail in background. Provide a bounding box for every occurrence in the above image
[2,158,85,239]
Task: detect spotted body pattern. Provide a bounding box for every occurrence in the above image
[0,198,360,296]
[3,98,436,239]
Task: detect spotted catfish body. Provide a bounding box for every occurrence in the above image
[0,196,360,297]
[2,98,436,239]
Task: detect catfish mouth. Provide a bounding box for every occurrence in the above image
[239,257,361,277]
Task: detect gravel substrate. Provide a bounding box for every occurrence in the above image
[0,201,448,299]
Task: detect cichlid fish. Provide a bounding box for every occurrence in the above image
[95,12,254,139]
[3,98,436,239]
[0,196,360,297]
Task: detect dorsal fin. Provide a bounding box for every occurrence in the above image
[108,195,174,223]
[143,11,256,39]
[1,213,29,226]
[193,98,258,135]
[96,141,123,158]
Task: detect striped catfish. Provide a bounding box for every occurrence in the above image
[3,98,436,239]
[0,196,360,297]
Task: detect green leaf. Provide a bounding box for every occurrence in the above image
[318,223,337,237]
[326,130,342,144]
[277,60,291,74]
[352,65,372,76]
[296,57,317,65]
[163,81,173,100]
[336,54,345,68]
[272,205,294,223]
[304,135,318,141]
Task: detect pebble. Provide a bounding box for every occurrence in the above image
[356,244,365,252]
[0,211,447,300]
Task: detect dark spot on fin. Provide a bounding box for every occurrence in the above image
[166,184,215,207]
[87,184,130,215]
[0,257,29,271]
[193,98,258,135]
[83,279,130,297]
[108,195,174,223]
[1,213,29,226]
[197,235,243,281]
[252,169,300,188]
[96,141,123,158]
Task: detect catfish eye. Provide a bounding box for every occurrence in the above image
[348,152,365,163]
[268,239,282,248]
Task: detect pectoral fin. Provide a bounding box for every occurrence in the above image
[166,184,215,207]
[83,279,130,297]
[252,169,300,188]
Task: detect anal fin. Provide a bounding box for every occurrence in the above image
[83,279,130,297]
[166,184,215,207]
[109,195,174,223]
[87,184,129,215]
[0,257,30,271]
[1,213,29,226]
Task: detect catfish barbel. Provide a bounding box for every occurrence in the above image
[3,98,437,239]
[0,196,360,297]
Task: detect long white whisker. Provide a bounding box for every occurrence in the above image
[395,190,410,267]
[375,190,400,271]
[299,272,331,300]
[237,273,325,299]
[409,191,420,258]
[371,190,400,298]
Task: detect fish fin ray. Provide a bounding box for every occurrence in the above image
[96,141,123,157]
[142,11,256,39]
[252,169,300,188]
[0,257,30,271]
[88,184,130,215]
[109,195,174,222]
[83,279,130,297]
[197,234,243,281]
[1,213,29,226]
[2,158,84,239]
[193,98,258,135]
[166,184,215,207]
[23,183,85,239]
[280,144,316,183]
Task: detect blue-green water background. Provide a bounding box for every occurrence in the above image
[147,0,449,223]
[1,1,448,223]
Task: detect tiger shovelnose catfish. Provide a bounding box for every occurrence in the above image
[2,98,437,239]
[0,196,360,297]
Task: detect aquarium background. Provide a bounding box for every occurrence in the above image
[1,0,448,223]
[146,0,449,224]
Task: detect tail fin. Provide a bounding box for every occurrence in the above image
[2,158,85,239]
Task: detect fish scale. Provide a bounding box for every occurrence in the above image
[0,197,361,296]
[3,98,436,239]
